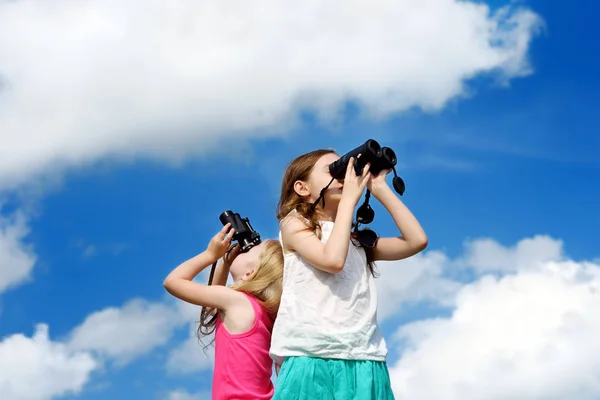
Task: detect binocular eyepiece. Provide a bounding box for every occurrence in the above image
[219,210,261,253]
[329,139,405,195]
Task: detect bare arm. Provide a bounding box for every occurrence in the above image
[210,259,229,286]
[210,244,240,286]
[281,197,356,273]
[370,184,428,261]
[283,157,372,273]
[163,225,246,310]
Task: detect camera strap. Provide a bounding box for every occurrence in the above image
[310,177,335,212]
[308,177,379,249]
[205,243,237,286]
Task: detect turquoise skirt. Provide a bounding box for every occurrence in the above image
[273,356,395,400]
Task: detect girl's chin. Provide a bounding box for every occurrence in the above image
[324,193,342,203]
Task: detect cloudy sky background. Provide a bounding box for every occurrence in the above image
[1,0,599,399]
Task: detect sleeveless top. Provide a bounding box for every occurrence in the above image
[269,220,388,364]
[212,293,274,399]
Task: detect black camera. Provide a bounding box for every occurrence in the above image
[329,139,405,196]
[219,210,262,253]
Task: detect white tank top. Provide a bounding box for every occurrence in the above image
[270,220,388,363]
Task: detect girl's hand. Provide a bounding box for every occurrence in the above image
[224,242,241,267]
[341,156,371,206]
[206,223,235,262]
[367,168,392,197]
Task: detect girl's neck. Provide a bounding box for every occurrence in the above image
[315,204,338,222]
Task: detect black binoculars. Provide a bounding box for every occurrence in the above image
[328,139,405,196]
[322,139,407,248]
[219,210,262,253]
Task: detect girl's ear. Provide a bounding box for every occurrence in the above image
[242,268,256,281]
[293,180,311,197]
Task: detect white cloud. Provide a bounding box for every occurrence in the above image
[461,234,564,273]
[166,389,211,400]
[68,298,183,365]
[376,250,461,320]
[0,295,204,399]
[175,298,204,322]
[5,235,598,400]
[0,264,214,398]
[389,237,600,400]
[0,0,542,189]
[165,270,226,374]
[167,328,215,374]
[0,324,97,400]
[0,210,36,294]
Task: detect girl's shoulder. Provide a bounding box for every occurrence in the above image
[279,210,331,231]
[280,209,309,223]
[279,212,311,234]
[279,212,315,254]
[218,292,261,335]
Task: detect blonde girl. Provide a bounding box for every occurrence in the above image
[164,223,284,399]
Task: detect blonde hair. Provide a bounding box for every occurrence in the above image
[277,149,376,276]
[196,239,284,343]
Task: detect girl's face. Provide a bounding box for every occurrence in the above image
[228,242,263,282]
[300,152,343,206]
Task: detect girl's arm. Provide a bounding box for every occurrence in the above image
[163,224,246,310]
[369,176,428,261]
[282,158,371,274]
[210,244,240,286]
[210,259,229,286]
[281,197,355,273]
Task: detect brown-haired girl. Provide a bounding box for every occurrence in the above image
[270,150,428,399]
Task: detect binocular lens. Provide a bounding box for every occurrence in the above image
[365,140,381,157]
[381,147,396,166]
[219,210,235,227]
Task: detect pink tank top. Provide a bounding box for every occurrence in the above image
[212,293,274,399]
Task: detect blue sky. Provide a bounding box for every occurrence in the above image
[1,1,599,399]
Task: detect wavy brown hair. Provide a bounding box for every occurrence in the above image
[276,149,377,276]
[196,239,284,346]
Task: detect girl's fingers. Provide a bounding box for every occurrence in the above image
[225,228,235,241]
[362,162,371,177]
[361,172,372,187]
[220,223,231,235]
[345,157,355,178]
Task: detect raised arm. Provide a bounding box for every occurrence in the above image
[209,259,229,286]
[368,174,428,261]
[282,157,371,273]
[163,224,246,310]
[281,200,354,274]
[209,242,241,286]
